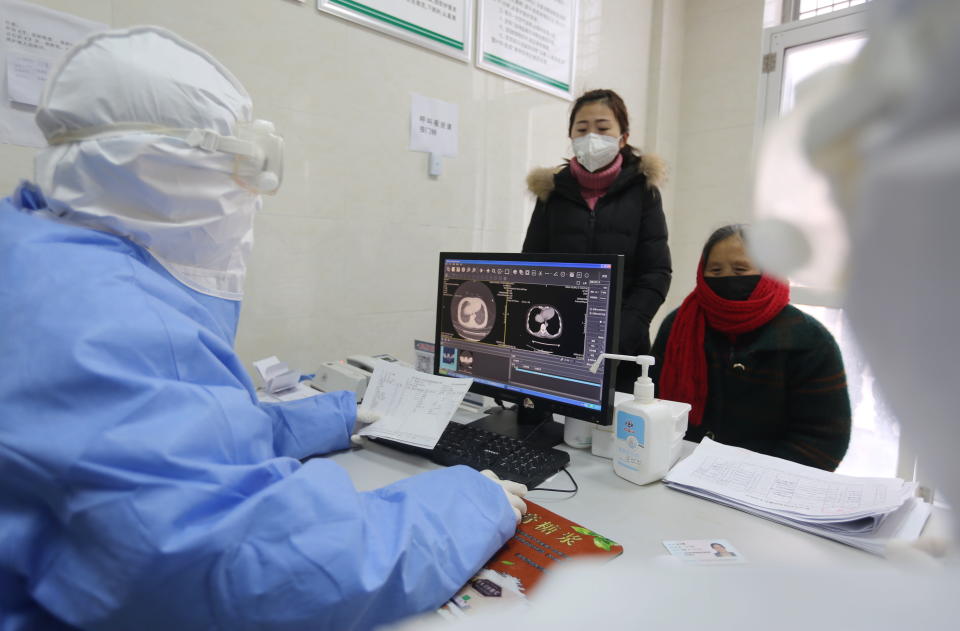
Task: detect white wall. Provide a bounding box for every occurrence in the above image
[0,0,663,374]
[659,0,766,327]
[643,0,687,337]
[2,0,772,375]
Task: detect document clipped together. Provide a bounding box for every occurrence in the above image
[663,439,931,556]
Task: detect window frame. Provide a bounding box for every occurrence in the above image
[781,0,871,23]
[759,5,867,130]
[756,7,866,308]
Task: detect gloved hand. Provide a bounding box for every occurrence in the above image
[355,409,380,428]
[481,469,528,523]
[349,410,380,446]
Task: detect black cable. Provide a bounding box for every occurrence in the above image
[518,411,557,443]
[529,468,578,497]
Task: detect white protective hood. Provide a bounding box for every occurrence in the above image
[33,26,261,300]
[753,0,960,516]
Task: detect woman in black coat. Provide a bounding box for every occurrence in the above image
[522,89,671,392]
[651,224,851,471]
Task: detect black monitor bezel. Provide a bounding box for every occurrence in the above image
[434,251,623,426]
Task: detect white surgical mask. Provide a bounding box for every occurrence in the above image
[572,133,621,172]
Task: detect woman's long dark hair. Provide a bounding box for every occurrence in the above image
[568,89,642,160]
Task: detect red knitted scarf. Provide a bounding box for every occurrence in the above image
[659,265,790,426]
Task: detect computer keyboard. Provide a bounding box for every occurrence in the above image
[368,422,571,489]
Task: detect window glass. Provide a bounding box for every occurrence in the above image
[798,0,868,21]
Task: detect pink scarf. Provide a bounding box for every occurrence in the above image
[570,153,623,210]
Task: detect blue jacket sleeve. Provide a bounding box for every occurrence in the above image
[0,239,516,631]
[259,391,356,459]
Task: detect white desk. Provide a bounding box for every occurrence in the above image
[329,438,900,569]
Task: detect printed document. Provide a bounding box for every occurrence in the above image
[0,1,106,146]
[359,359,473,449]
[664,439,930,556]
[665,438,914,521]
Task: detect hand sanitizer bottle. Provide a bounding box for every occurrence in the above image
[589,354,692,485]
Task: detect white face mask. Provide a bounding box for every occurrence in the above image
[572,133,621,172]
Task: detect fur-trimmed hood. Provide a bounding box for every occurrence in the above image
[526,153,667,201]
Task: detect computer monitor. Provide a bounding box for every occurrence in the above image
[435,252,623,448]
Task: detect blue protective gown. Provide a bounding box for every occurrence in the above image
[0,183,516,631]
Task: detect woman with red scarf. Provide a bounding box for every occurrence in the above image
[650,225,851,471]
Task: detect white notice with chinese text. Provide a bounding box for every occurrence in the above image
[409,92,458,157]
[0,1,105,146]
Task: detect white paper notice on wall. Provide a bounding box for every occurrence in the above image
[409,93,458,157]
[7,52,49,106]
[0,0,106,147]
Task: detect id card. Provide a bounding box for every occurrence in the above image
[662,539,745,564]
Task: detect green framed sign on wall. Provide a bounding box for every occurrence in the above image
[318,0,474,62]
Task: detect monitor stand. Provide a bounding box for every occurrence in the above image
[469,402,565,450]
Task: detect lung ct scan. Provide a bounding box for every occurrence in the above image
[450,281,497,342]
[507,284,587,357]
[526,305,562,340]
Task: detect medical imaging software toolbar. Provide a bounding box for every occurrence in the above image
[438,258,614,411]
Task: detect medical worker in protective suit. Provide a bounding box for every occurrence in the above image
[0,26,526,631]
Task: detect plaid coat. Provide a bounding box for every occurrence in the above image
[651,304,851,471]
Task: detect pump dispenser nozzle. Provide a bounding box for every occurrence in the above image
[589,353,656,402]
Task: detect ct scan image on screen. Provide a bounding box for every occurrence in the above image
[439,346,458,371]
[442,280,509,345]
[437,255,619,419]
[457,349,475,373]
[450,280,497,342]
[505,283,587,357]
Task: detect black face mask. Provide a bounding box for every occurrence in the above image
[704,275,762,301]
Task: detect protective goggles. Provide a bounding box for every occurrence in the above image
[47,119,284,195]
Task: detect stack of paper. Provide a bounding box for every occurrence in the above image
[252,356,301,394]
[663,438,931,556]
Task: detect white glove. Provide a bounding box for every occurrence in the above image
[349,410,380,446]
[355,409,380,428]
[481,469,528,523]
